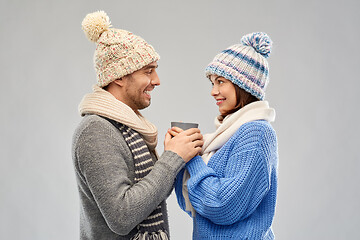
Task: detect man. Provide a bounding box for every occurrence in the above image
[72,11,203,240]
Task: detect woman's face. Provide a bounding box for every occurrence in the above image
[210,75,237,116]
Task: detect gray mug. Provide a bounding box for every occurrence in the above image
[171,122,199,130]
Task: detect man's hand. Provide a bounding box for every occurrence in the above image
[164,128,203,162]
[167,126,183,137]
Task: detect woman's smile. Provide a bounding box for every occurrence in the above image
[210,75,237,115]
[215,98,226,105]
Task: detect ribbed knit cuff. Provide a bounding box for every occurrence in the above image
[186,155,207,176]
[160,150,186,175]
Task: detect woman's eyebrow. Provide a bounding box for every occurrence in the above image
[209,76,221,84]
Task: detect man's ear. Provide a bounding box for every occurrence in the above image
[113,78,124,87]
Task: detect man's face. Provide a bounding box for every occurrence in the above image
[121,62,160,113]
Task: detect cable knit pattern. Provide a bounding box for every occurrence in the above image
[175,120,278,240]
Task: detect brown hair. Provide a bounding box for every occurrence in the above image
[222,84,259,117]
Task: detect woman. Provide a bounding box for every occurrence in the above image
[171,32,278,239]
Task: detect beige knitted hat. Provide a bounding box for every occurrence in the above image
[82,11,160,87]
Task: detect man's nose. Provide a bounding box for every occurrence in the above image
[151,73,160,86]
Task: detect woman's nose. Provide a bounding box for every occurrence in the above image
[211,85,219,96]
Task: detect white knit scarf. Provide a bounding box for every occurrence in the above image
[182,101,276,216]
[78,85,158,150]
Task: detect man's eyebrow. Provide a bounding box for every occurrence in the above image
[142,64,158,70]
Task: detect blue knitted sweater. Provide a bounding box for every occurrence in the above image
[175,120,278,240]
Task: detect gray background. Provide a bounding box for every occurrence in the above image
[1,0,359,239]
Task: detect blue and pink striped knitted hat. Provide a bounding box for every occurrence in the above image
[205,32,273,100]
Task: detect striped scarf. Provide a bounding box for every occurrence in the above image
[110,120,169,240]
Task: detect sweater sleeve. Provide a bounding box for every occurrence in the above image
[185,130,272,225]
[174,169,186,210]
[74,119,185,235]
[174,168,193,217]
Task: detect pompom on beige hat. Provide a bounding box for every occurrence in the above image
[82,11,160,87]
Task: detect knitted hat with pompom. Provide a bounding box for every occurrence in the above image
[205,32,273,100]
[82,11,160,87]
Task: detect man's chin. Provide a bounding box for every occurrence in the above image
[138,101,151,110]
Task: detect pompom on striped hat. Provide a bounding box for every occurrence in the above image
[205,32,273,100]
[81,11,160,87]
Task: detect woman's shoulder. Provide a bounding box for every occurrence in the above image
[234,120,275,137]
[228,120,277,149]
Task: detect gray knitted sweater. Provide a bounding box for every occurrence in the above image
[72,115,185,239]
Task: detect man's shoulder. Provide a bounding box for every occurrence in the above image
[73,114,119,144]
[75,114,105,131]
[81,114,109,125]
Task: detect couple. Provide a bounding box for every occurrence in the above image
[72,11,278,240]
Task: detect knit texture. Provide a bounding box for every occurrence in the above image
[202,101,275,164]
[114,121,169,239]
[181,101,275,217]
[78,85,158,149]
[175,120,278,240]
[72,115,185,239]
[82,11,160,87]
[205,32,272,100]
